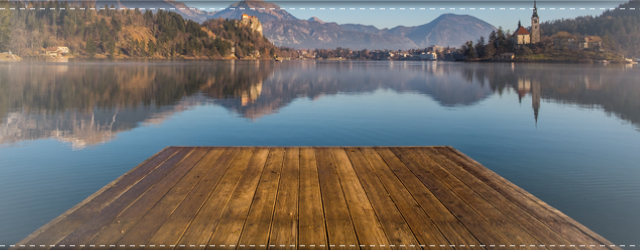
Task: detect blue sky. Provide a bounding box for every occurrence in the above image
[189,0,627,31]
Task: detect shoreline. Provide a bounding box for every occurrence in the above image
[5,56,637,65]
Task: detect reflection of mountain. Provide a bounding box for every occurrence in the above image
[0,61,274,148]
[2,61,640,148]
[208,62,495,119]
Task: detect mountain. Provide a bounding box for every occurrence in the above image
[263,20,417,50]
[307,16,325,24]
[211,0,298,22]
[211,1,496,49]
[27,0,219,23]
[114,0,216,22]
[398,14,497,48]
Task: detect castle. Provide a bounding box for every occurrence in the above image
[512,1,541,45]
[239,14,263,35]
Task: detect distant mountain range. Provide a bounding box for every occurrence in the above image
[208,0,497,49]
[62,0,496,49]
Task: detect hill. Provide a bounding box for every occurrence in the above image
[0,0,280,59]
[540,0,640,57]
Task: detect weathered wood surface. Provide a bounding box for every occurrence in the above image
[13,147,619,250]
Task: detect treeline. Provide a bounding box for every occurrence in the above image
[0,0,280,58]
[462,27,620,62]
[540,0,640,57]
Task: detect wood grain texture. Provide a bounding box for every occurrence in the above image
[13,147,619,250]
[297,148,327,250]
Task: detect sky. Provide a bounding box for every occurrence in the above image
[187,0,627,30]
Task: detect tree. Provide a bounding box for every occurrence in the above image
[464,41,476,59]
[475,36,486,58]
[147,39,156,56]
[86,36,96,57]
[107,36,116,58]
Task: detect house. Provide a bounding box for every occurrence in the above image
[419,51,437,61]
[42,46,70,57]
[498,52,515,60]
[552,31,578,50]
[580,36,603,51]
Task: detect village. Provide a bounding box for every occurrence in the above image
[2,0,638,63]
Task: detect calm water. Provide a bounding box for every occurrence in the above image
[1,60,639,244]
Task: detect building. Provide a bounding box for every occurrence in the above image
[241,14,256,20]
[42,46,70,57]
[419,51,437,61]
[530,0,541,43]
[239,14,263,35]
[552,31,578,50]
[513,22,531,45]
[579,36,603,51]
[512,1,541,45]
[498,52,515,60]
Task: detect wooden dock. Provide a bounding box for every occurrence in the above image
[14,147,619,249]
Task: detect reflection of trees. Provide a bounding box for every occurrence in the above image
[0,60,274,148]
[459,63,640,127]
[212,61,495,119]
[2,60,639,148]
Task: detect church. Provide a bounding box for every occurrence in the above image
[512,1,541,45]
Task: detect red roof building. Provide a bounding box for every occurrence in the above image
[512,25,531,45]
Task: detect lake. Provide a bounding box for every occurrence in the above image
[0,60,639,245]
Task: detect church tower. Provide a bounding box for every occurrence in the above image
[531,0,541,43]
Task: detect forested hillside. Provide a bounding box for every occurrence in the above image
[0,0,280,58]
[540,0,640,57]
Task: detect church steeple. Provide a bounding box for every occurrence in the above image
[530,0,541,43]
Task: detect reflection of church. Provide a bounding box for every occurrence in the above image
[517,77,541,124]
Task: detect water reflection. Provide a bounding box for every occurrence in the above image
[1,60,638,148]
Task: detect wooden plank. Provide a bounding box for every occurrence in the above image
[206,148,271,250]
[56,148,201,247]
[422,147,571,246]
[143,147,241,247]
[18,147,182,246]
[329,148,388,249]
[236,148,286,250]
[372,148,482,248]
[438,147,620,250]
[359,148,463,248]
[268,148,300,250]
[111,148,226,247]
[314,148,359,248]
[297,148,327,250]
[43,148,194,247]
[175,148,256,247]
[401,147,542,246]
[77,148,210,247]
[388,147,512,246]
[343,148,420,248]
[14,147,619,250]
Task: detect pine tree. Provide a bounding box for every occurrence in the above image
[147,39,156,56]
[475,36,486,58]
[107,36,116,58]
[86,36,96,57]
